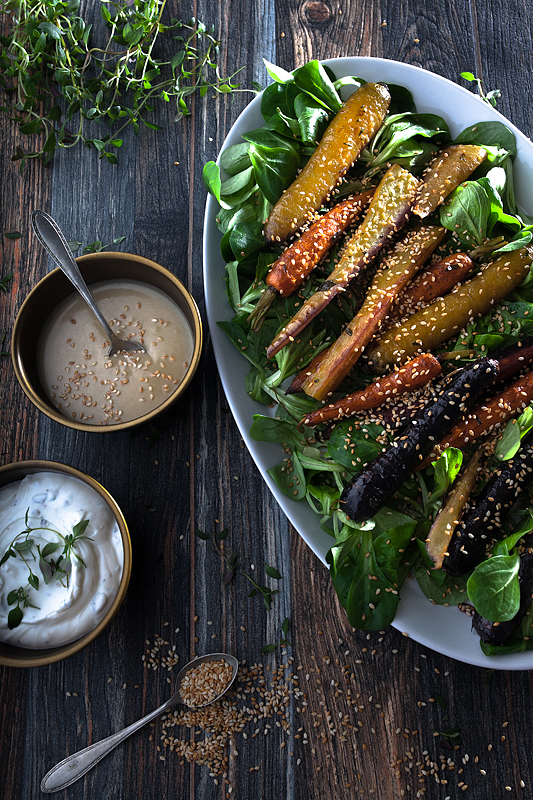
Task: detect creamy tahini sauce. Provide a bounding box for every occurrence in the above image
[0,473,124,649]
[37,280,195,425]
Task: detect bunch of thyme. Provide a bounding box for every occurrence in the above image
[0,0,241,168]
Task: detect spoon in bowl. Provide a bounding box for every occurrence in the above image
[40,652,239,793]
[31,210,147,357]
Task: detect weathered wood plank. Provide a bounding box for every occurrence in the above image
[2,1,533,799]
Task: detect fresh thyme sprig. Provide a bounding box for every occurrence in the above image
[195,523,239,584]
[194,525,283,607]
[0,510,92,628]
[0,0,243,169]
[243,563,281,610]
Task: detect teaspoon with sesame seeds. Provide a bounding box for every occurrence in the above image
[40,652,238,793]
[31,210,148,357]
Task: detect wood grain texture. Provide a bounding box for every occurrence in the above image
[2,1,533,798]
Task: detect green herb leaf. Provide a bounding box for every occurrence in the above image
[495,409,533,460]
[7,590,20,605]
[28,573,39,591]
[38,21,61,40]
[264,564,282,579]
[72,519,90,538]
[203,161,223,204]
[8,605,23,630]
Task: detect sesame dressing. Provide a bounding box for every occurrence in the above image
[38,280,194,425]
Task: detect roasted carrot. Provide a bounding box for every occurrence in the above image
[264,82,390,242]
[413,144,488,218]
[340,357,501,523]
[248,191,374,332]
[300,224,445,400]
[301,353,442,426]
[422,371,533,465]
[366,246,533,372]
[266,164,421,359]
[444,437,533,576]
[493,337,533,381]
[425,449,484,569]
[389,253,474,321]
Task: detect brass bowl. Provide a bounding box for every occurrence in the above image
[12,252,203,432]
[0,460,132,668]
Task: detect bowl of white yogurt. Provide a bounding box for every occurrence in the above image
[0,461,132,667]
[12,252,203,431]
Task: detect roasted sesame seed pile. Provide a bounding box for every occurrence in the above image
[136,629,518,798]
[156,658,307,789]
[180,659,234,708]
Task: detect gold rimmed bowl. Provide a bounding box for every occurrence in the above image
[12,252,203,432]
[0,460,132,668]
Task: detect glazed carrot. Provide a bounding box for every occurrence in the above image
[300,224,445,400]
[413,144,488,218]
[492,337,533,381]
[264,82,390,242]
[301,353,442,427]
[340,357,500,523]
[389,253,475,321]
[425,449,484,570]
[445,438,533,575]
[266,164,421,359]
[248,191,374,332]
[366,246,533,372]
[422,371,533,465]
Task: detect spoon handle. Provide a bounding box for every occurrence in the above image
[40,695,177,793]
[31,210,114,340]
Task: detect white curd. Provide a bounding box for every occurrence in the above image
[37,279,195,425]
[0,472,124,649]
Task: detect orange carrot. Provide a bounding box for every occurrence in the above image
[266,164,421,359]
[248,191,374,332]
[300,224,445,401]
[302,353,442,426]
[389,253,474,320]
[267,191,374,296]
[422,371,533,466]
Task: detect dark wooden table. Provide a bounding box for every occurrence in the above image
[2,1,533,798]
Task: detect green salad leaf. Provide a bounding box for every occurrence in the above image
[467,554,521,622]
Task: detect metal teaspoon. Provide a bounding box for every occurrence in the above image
[31,210,148,357]
[40,653,239,793]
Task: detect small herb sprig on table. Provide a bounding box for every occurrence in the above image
[0,510,92,628]
[195,523,240,584]
[68,235,126,254]
[0,0,242,169]
[195,525,284,609]
[244,563,281,610]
